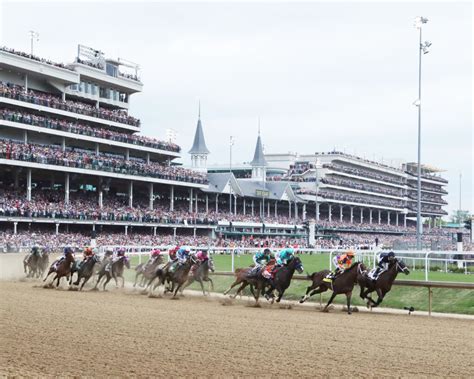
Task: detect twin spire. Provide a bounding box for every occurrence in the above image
[189,103,267,169]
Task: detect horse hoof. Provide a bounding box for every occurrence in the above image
[90,287,98,292]
[322,308,329,313]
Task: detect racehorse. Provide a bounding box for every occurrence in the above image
[133,255,164,287]
[299,262,362,314]
[43,251,75,287]
[264,256,304,303]
[181,257,215,295]
[70,255,101,291]
[24,250,49,278]
[357,259,410,308]
[94,255,130,291]
[223,265,268,302]
[36,249,50,278]
[149,255,196,298]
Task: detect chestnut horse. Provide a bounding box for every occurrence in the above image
[43,251,75,287]
[299,262,362,314]
[357,259,409,308]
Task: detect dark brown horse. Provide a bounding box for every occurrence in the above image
[223,265,267,302]
[264,257,304,303]
[358,259,409,308]
[43,251,75,287]
[94,255,130,291]
[134,256,164,287]
[299,262,362,314]
[149,255,196,298]
[182,257,215,295]
[70,255,101,291]
[24,250,49,278]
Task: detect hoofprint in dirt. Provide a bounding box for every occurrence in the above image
[0,281,473,378]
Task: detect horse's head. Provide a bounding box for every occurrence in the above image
[93,254,101,264]
[292,256,304,274]
[124,256,131,269]
[396,259,410,275]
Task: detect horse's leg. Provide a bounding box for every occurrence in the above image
[173,283,183,298]
[133,272,140,287]
[43,270,52,282]
[208,277,214,293]
[233,282,248,299]
[94,274,103,290]
[55,274,61,288]
[345,291,353,315]
[198,278,206,296]
[300,282,318,303]
[371,288,385,308]
[103,274,112,291]
[223,278,241,296]
[121,274,125,288]
[322,292,337,313]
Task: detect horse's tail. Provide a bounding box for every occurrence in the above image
[306,271,314,280]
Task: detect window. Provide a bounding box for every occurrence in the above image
[106,63,118,78]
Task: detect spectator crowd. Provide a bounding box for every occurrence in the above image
[0,139,207,184]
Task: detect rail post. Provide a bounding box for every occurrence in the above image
[428,286,433,316]
[231,248,235,273]
[425,252,430,281]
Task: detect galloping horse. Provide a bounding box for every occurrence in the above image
[94,255,130,291]
[223,264,268,301]
[264,256,304,303]
[70,255,101,291]
[24,250,49,278]
[357,259,409,308]
[299,262,362,314]
[182,257,215,295]
[149,255,196,298]
[43,251,75,287]
[133,255,164,287]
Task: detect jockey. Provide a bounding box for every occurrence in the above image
[168,246,180,262]
[146,249,162,267]
[195,250,209,263]
[169,247,190,273]
[106,248,126,272]
[370,251,396,282]
[323,250,355,282]
[249,248,273,277]
[275,247,295,266]
[82,247,94,262]
[55,246,73,268]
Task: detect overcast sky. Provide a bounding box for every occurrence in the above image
[0,1,472,216]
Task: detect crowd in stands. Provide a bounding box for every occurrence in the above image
[320,176,403,197]
[0,139,207,184]
[408,182,447,194]
[75,58,141,82]
[407,202,448,215]
[1,46,71,70]
[315,220,414,233]
[406,169,448,184]
[323,163,404,185]
[298,188,405,208]
[0,81,141,127]
[0,107,180,153]
[408,193,447,204]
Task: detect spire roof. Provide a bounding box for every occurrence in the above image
[250,130,267,167]
[189,105,210,155]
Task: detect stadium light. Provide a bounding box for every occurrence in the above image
[414,16,431,250]
[28,30,39,56]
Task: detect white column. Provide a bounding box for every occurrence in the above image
[369,209,373,224]
[62,92,66,101]
[243,198,246,215]
[149,183,154,210]
[64,173,70,205]
[153,226,157,236]
[275,201,278,217]
[404,214,407,228]
[24,74,28,92]
[378,210,381,225]
[215,194,219,214]
[13,222,18,235]
[251,200,254,216]
[125,148,130,160]
[234,196,237,215]
[170,185,174,211]
[294,202,298,220]
[340,205,343,222]
[55,223,59,235]
[303,204,306,221]
[195,192,199,213]
[206,194,209,214]
[396,213,399,226]
[173,227,177,241]
[193,228,197,238]
[125,225,128,236]
[360,208,363,224]
[189,188,193,213]
[61,137,66,151]
[350,206,354,223]
[128,181,133,208]
[316,203,320,221]
[26,169,32,201]
[95,143,99,156]
[288,201,292,218]
[99,190,103,208]
[146,153,150,164]
[387,211,391,225]
[328,204,332,222]
[23,130,28,144]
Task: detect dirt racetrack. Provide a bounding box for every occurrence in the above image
[1,280,473,378]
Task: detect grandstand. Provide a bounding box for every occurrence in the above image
[0,44,467,252]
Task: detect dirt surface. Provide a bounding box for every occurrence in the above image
[0,280,473,378]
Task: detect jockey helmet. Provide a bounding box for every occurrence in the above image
[185,247,191,253]
[64,246,73,254]
[152,249,161,257]
[118,247,125,254]
[263,248,271,255]
[388,251,395,259]
[85,247,93,254]
[346,250,355,257]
